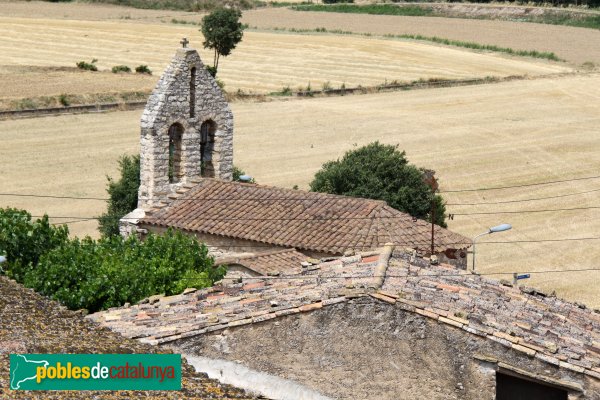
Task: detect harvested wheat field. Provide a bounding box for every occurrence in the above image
[2,1,599,66]
[243,8,600,65]
[0,65,155,109]
[0,14,571,98]
[0,66,154,99]
[2,73,600,305]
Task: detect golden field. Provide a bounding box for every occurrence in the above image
[1,1,598,64]
[0,16,570,98]
[0,0,576,103]
[2,73,600,305]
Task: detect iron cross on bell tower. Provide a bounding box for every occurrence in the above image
[180,38,189,48]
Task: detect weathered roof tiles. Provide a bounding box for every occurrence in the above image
[89,249,600,381]
[140,179,471,255]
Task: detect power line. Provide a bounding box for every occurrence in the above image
[439,174,600,193]
[31,202,600,223]
[0,193,107,201]
[4,174,600,201]
[36,213,600,247]
[451,205,600,216]
[446,187,600,206]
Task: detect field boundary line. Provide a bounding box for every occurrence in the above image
[0,101,147,121]
[0,72,586,121]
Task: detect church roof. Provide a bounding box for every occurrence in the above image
[89,248,600,383]
[139,179,471,255]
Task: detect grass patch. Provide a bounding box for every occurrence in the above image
[529,14,600,30]
[292,4,434,17]
[3,91,151,112]
[171,18,200,25]
[270,85,293,96]
[76,59,98,71]
[111,65,131,73]
[392,34,562,61]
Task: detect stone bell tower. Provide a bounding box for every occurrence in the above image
[137,39,233,209]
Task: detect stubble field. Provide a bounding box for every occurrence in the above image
[2,0,599,67]
[0,15,570,100]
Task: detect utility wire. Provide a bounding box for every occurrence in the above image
[0,193,107,201]
[451,205,600,216]
[447,187,600,206]
[4,173,600,201]
[439,174,600,193]
[31,202,600,223]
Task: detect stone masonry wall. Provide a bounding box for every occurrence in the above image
[138,47,233,209]
[171,298,599,400]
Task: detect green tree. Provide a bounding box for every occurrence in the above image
[0,208,69,281]
[99,155,252,237]
[310,142,447,227]
[23,229,223,312]
[98,155,140,237]
[201,8,245,75]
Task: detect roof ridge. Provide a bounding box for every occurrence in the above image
[199,178,388,205]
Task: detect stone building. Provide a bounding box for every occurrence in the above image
[121,43,471,266]
[137,45,233,209]
[90,247,600,399]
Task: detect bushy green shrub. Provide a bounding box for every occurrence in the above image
[98,154,140,238]
[135,65,152,75]
[205,65,217,77]
[0,208,69,281]
[111,65,132,73]
[59,94,70,106]
[76,59,98,71]
[23,229,223,312]
[310,142,447,227]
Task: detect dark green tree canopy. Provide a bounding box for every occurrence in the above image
[98,154,140,237]
[201,7,244,74]
[310,142,447,227]
[98,154,252,237]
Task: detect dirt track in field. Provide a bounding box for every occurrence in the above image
[2,73,600,305]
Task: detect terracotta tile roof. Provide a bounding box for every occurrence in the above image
[215,248,309,276]
[90,249,600,382]
[141,179,470,255]
[0,276,254,399]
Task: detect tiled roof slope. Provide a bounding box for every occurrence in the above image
[215,248,309,276]
[0,276,254,399]
[89,250,600,381]
[141,179,470,255]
